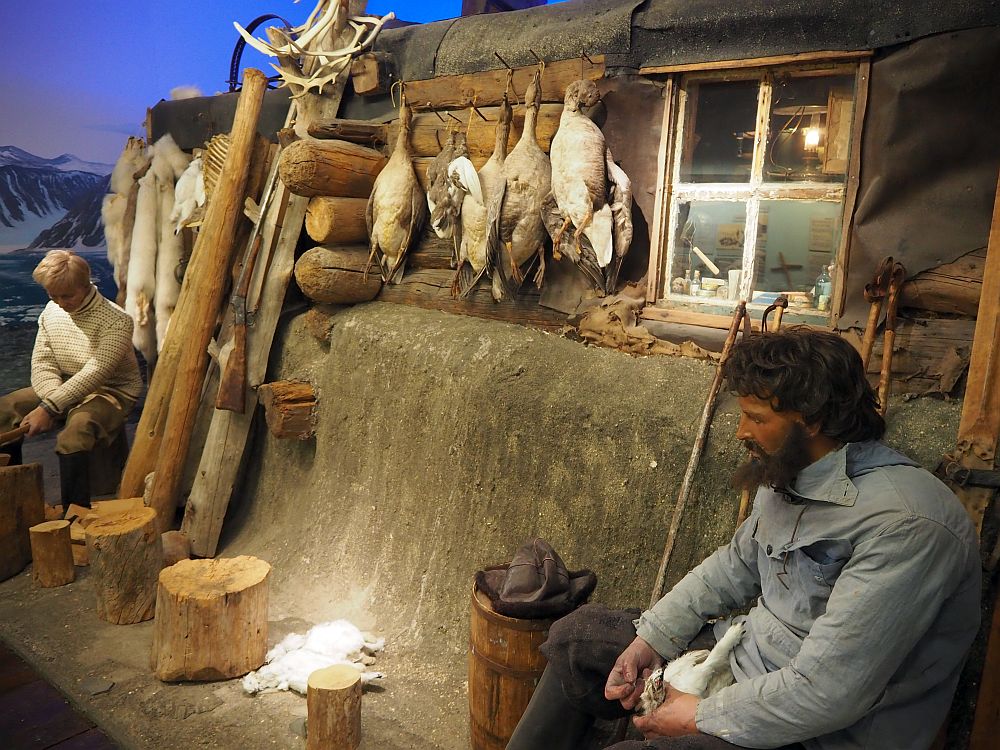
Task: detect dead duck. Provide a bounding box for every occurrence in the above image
[450,97,512,301]
[426,129,465,241]
[544,79,633,294]
[366,101,426,284]
[496,68,551,295]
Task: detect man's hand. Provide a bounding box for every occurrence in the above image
[632,684,701,739]
[604,636,663,709]
[20,406,54,437]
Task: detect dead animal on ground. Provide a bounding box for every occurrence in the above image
[637,622,745,715]
[365,99,426,284]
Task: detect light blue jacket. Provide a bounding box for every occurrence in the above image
[636,441,981,750]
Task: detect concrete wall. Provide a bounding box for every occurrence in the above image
[224,301,963,678]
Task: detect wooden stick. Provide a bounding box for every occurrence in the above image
[877,263,906,417]
[144,69,270,533]
[860,257,894,372]
[650,302,748,607]
[0,425,29,447]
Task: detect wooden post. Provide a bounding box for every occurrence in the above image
[305,196,370,244]
[119,73,270,500]
[278,139,386,198]
[28,520,75,587]
[307,665,362,750]
[84,507,163,624]
[151,556,270,681]
[0,464,45,581]
[258,381,318,439]
[142,68,270,533]
[295,246,383,305]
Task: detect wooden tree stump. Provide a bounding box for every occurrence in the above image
[295,246,382,305]
[258,381,318,439]
[84,507,163,624]
[28,520,75,587]
[151,556,271,681]
[307,665,362,750]
[278,139,386,198]
[0,464,45,581]
[160,530,191,567]
[306,197,369,244]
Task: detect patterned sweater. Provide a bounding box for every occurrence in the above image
[31,286,143,414]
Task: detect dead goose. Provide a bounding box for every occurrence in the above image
[544,79,633,294]
[366,101,426,284]
[496,68,551,295]
[450,97,512,301]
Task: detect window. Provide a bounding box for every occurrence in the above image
[648,61,866,326]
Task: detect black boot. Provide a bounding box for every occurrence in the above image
[2,439,22,466]
[58,452,91,508]
[506,667,595,750]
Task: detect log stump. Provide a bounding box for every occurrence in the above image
[295,246,382,305]
[307,665,362,750]
[28,520,75,587]
[258,381,318,439]
[151,556,271,681]
[306,197,369,244]
[278,139,386,198]
[84,507,163,624]
[0,464,45,581]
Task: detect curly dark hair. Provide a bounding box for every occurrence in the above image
[722,327,885,443]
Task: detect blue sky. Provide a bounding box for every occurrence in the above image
[0,1,563,164]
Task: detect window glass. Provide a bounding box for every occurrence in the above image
[679,80,759,183]
[766,75,855,183]
[751,200,843,311]
[669,201,746,301]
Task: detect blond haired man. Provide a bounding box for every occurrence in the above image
[0,250,143,507]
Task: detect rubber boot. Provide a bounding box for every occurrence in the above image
[58,452,91,508]
[506,667,595,750]
[1,439,22,466]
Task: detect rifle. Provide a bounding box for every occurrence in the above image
[215,152,284,413]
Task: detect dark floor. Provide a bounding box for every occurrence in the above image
[0,642,118,749]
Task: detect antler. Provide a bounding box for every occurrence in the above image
[232,0,394,97]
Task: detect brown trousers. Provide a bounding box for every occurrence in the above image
[0,387,133,455]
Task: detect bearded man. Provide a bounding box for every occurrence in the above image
[507,329,980,750]
[0,250,143,508]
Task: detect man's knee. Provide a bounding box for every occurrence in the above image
[56,411,100,454]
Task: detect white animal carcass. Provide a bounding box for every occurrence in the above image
[125,170,159,370]
[637,622,745,715]
[149,138,190,350]
[170,156,205,234]
[241,620,385,696]
[104,136,150,298]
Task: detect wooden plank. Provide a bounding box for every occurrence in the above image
[832,60,871,323]
[404,55,603,109]
[388,103,562,159]
[0,679,94,749]
[640,50,870,75]
[375,268,568,330]
[900,247,986,317]
[971,581,1000,750]
[955,173,1000,534]
[646,79,675,303]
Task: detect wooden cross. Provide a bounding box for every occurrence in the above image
[770,252,803,289]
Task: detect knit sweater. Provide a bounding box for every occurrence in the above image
[31,286,143,414]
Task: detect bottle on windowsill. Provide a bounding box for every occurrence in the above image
[814,264,833,310]
[690,270,702,296]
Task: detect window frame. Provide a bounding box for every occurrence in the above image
[643,55,872,331]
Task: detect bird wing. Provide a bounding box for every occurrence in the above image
[448,157,482,206]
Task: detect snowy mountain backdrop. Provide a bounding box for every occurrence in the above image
[0,145,112,252]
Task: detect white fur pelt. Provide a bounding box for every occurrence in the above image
[170,156,205,234]
[104,136,150,299]
[126,169,159,370]
[150,136,190,350]
[241,620,385,696]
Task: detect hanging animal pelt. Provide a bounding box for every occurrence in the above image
[365,100,426,284]
[103,136,150,303]
[126,169,159,371]
[149,135,191,351]
[543,79,634,295]
[170,156,205,234]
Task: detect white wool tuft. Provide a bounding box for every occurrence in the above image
[170,85,203,100]
[242,620,385,696]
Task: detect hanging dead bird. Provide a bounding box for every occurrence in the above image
[544,79,633,295]
[366,100,426,284]
[496,67,551,296]
[450,97,512,301]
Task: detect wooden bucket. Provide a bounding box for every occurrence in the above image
[469,584,553,750]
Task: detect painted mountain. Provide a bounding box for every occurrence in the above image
[0,145,112,252]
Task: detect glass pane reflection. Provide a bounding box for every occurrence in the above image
[679,80,759,183]
[669,201,746,301]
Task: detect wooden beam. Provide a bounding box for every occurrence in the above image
[646,79,675,304]
[640,50,870,76]
[900,247,986,317]
[258,381,318,440]
[403,56,603,110]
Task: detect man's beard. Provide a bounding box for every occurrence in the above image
[732,422,815,494]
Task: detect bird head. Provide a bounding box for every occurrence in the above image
[563,79,601,112]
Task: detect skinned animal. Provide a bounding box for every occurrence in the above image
[637,622,745,716]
